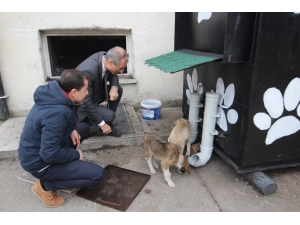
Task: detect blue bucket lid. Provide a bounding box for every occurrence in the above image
[141,99,162,109]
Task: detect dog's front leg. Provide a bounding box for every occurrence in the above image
[161,162,175,188]
[175,154,185,174]
[186,139,191,157]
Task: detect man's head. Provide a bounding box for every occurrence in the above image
[58,69,89,104]
[104,46,129,75]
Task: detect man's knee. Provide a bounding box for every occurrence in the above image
[93,166,106,184]
[106,111,116,124]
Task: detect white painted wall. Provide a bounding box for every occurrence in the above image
[0,12,183,117]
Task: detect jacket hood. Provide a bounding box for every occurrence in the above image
[34,81,73,107]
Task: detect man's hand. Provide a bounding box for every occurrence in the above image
[109,86,119,101]
[100,123,112,134]
[71,130,81,149]
[77,149,83,160]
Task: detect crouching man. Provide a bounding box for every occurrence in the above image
[18,69,106,207]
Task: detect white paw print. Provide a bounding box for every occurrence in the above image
[186,68,203,104]
[215,77,238,131]
[253,77,300,145]
[197,12,212,23]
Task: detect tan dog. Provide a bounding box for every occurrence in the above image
[168,118,191,157]
[141,132,191,188]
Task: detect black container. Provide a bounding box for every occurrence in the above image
[177,12,300,173]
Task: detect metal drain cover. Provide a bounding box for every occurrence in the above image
[76,165,151,211]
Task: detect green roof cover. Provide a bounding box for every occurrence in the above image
[144,49,223,73]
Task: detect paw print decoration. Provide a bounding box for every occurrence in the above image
[253,77,300,145]
[186,68,203,105]
[186,71,238,132]
[215,78,238,131]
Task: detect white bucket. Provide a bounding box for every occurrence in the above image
[141,99,162,120]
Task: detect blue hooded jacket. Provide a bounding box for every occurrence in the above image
[18,80,80,173]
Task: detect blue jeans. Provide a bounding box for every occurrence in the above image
[31,123,106,191]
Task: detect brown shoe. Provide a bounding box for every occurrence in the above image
[31,180,65,208]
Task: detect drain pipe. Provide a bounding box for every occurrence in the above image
[188,92,220,167]
[0,72,10,119]
[188,93,203,144]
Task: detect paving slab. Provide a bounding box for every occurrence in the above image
[0,105,300,213]
[0,117,26,158]
[1,145,300,212]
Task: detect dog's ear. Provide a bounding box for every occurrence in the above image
[171,120,177,128]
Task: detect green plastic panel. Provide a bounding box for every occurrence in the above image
[144,49,223,73]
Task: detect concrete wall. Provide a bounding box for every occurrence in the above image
[0,12,183,117]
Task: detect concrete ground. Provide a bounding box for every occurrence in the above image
[0,104,300,214]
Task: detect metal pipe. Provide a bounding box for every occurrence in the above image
[188,92,220,167]
[0,72,10,119]
[188,93,203,144]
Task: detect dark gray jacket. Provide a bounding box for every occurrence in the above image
[76,51,120,125]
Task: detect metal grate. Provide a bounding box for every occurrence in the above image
[88,103,133,136]
[76,165,151,211]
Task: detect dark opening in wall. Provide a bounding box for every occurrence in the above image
[47,36,127,76]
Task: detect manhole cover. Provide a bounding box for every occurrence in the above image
[76,165,151,211]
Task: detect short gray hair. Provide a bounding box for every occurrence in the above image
[104,46,128,65]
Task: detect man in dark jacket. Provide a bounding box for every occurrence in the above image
[76,46,128,137]
[18,69,106,208]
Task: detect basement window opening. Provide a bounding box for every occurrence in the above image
[40,31,132,80]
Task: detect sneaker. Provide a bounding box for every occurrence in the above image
[108,128,122,137]
[31,180,65,208]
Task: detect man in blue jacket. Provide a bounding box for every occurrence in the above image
[76,46,128,137]
[18,69,106,208]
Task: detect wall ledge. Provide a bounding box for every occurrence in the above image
[118,75,137,85]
